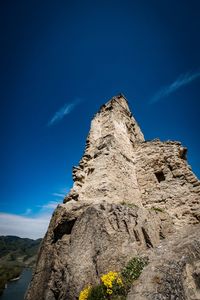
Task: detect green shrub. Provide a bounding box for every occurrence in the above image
[88,285,106,300]
[121,257,148,293]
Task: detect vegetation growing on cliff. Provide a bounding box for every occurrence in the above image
[79,256,148,300]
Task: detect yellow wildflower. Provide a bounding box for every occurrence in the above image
[116,276,123,286]
[107,288,113,295]
[101,271,123,294]
[79,285,91,300]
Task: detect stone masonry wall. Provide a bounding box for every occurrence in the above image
[64,94,144,206]
[134,140,200,227]
[64,94,200,228]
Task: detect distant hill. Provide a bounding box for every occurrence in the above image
[0,236,42,295]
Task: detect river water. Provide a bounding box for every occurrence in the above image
[0,269,32,300]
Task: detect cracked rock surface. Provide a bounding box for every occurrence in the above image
[127,225,200,300]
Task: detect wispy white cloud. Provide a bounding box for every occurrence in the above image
[0,213,50,239]
[52,193,65,198]
[0,186,71,239]
[37,200,60,210]
[48,98,81,126]
[51,187,70,200]
[0,200,61,239]
[150,71,200,104]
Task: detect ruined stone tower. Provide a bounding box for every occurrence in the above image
[25,95,200,300]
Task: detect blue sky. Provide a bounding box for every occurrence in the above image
[1,0,200,238]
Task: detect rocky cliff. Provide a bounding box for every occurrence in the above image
[25,94,200,300]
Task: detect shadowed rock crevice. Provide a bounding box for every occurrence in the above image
[141,227,154,248]
[53,219,77,243]
[193,270,200,289]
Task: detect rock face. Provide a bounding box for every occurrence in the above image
[127,225,200,300]
[25,94,200,300]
